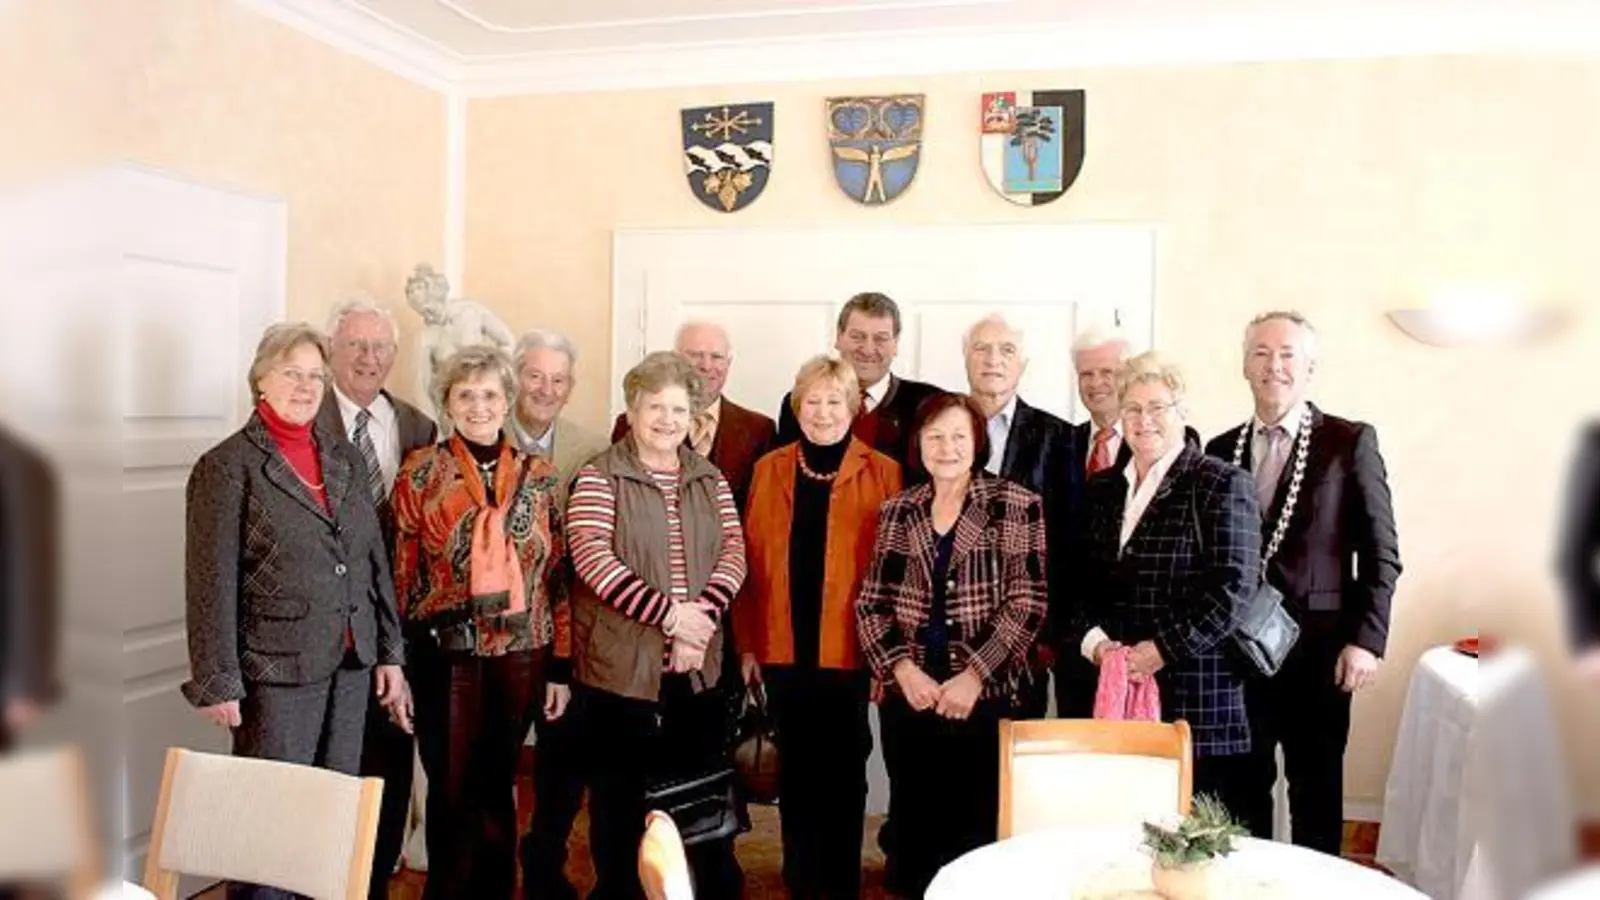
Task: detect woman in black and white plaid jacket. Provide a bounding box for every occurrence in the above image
[856,391,1048,897]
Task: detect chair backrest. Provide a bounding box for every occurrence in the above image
[997,718,1193,838]
[0,745,99,898]
[142,747,382,900]
[638,810,694,900]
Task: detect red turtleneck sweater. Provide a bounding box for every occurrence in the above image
[259,399,328,510]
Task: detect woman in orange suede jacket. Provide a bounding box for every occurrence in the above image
[733,354,901,900]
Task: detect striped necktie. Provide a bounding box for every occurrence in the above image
[353,408,385,503]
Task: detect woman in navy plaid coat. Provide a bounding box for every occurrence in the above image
[857,392,1049,897]
[1062,352,1262,818]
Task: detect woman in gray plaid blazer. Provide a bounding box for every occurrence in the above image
[1062,353,1262,819]
[182,324,406,795]
[857,392,1048,897]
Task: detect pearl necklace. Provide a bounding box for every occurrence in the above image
[796,453,838,482]
[1231,406,1313,569]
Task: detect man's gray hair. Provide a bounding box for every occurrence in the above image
[513,328,579,369]
[325,296,400,344]
[674,320,732,354]
[1243,310,1319,361]
[1071,325,1129,359]
[962,313,1028,359]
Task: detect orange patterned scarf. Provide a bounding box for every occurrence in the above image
[450,436,528,615]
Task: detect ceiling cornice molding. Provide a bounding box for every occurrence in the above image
[235,0,462,92]
[237,0,1600,97]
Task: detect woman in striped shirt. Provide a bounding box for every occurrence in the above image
[565,350,748,900]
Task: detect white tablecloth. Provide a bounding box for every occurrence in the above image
[926,826,1426,900]
[1525,865,1600,900]
[1376,646,1576,900]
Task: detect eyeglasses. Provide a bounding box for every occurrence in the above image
[1119,401,1177,420]
[339,339,396,359]
[276,367,328,386]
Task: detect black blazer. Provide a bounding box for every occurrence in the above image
[994,399,1077,645]
[1558,423,1600,649]
[316,389,437,554]
[1063,446,1262,756]
[182,414,404,708]
[1204,404,1402,657]
[0,426,58,736]
[777,374,942,468]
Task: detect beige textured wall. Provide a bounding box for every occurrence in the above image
[2,0,447,401]
[466,56,1600,811]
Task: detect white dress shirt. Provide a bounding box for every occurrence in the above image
[333,386,400,496]
[862,374,891,413]
[1249,399,1309,475]
[984,394,1020,475]
[1080,438,1187,662]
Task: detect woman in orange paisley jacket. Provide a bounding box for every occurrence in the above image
[390,345,570,900]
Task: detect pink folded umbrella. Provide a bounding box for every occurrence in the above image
[1093,645,1162,721]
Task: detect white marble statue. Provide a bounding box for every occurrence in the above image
[405,263,517,424]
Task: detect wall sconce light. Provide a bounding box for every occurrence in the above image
[1386,288,1566,347]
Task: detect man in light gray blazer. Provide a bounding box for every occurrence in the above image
[318,300,437,897]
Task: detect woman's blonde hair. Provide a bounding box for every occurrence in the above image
[789,355,861,417]
[432,345,517,417]
[1116,351,1188,406]
[248,322,330,395]
[623,351,705,412]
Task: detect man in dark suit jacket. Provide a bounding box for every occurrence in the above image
[1559,423,1600,680]
[776,292,941,470]
[1205,311,1401,856]
[962,314,1076,719]
[0,425,58,751]
[320,301,437,897]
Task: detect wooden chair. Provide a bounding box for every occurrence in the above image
[997,718,1193,838]
[638,810,694,900]
[0,745,100,899]
[142,747,382,900]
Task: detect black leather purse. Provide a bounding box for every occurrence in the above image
[1189,495,1299,678]
[642,767,741,846]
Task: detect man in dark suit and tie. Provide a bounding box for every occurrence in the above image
[962,313,1075,719]
[318,299,437,898]
[776,292,942,470]
[1559,422,1600,681]
[1204,310,1401,856]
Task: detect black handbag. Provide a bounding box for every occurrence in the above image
[1189,496,1300,677]
[641,767,741,846]
[732,684,780,805]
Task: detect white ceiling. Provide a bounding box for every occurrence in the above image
[246,0,1600,94]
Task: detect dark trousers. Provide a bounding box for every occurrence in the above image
[520,697,585,900]
[1191,751,1257,828]
[1013,667,1052,720]
[360,677,416,898]
[228,654,370,900]
[1235,626,1352,855]
[767,667,871,900]
[878,694,1004,899]
[580,678,743,900]
[412,645,545,900]
[1052,655,1098,720]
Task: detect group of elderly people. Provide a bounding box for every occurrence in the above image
[182,289,1400,900]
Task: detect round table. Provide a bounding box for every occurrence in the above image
[926,827,1429,900]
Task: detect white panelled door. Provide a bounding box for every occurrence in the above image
[1,165,285,880]
[612,224,1157,814]
[613,225,1156,423]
